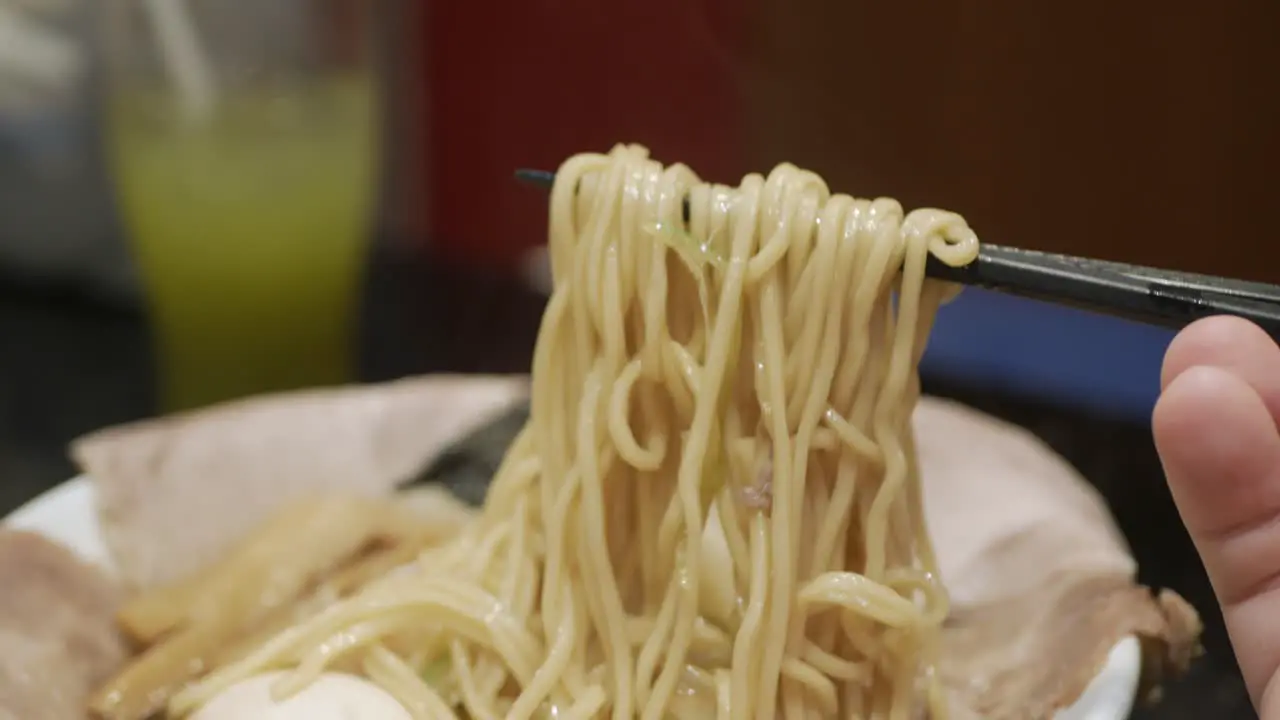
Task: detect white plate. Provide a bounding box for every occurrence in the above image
[4,476,1143,719]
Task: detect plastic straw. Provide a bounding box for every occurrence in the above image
[140,0,217,120]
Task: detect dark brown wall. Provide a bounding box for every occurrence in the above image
[745,1,1280,281]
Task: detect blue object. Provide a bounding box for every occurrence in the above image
[920,288,1177,421]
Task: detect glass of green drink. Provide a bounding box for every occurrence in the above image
[101,0,381,411]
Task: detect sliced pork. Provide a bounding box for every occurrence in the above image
[0,530,126,720]
[72,374,527,591]
[916,397,1201,717]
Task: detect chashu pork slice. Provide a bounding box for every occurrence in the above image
[71,374,528,592]
[916,397,1202,718]
[0,529,126,720]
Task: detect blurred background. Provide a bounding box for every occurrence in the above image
[0,0,1275,716]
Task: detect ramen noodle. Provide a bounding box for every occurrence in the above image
[170,144,981,719]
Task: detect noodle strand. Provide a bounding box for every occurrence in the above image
[172,145,980,720]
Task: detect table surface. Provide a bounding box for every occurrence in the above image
[0,247,1253,719]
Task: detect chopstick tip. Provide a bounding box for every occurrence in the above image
[514,169,555,189]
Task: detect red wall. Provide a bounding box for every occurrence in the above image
[424,3,747,269]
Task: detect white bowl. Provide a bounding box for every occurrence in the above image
[3,476,1144,719]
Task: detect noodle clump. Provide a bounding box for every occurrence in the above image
[171,144,981,719]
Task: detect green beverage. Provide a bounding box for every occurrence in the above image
[109,77,377,411]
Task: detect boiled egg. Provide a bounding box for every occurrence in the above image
[190,671,413,720]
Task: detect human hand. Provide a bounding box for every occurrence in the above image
[1154,316,1280,717]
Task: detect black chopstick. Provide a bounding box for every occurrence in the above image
[514,169,1280,338]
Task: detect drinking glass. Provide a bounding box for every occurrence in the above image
[101,0,381,410]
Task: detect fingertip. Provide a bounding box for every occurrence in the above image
[1154,364,1278,540]
[1161,316,1280,393]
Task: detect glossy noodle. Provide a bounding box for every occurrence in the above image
[169,145,981,719]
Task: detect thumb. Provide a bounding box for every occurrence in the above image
[1154,317,1280,716]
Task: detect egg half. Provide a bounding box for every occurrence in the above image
[189,671,413,720]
